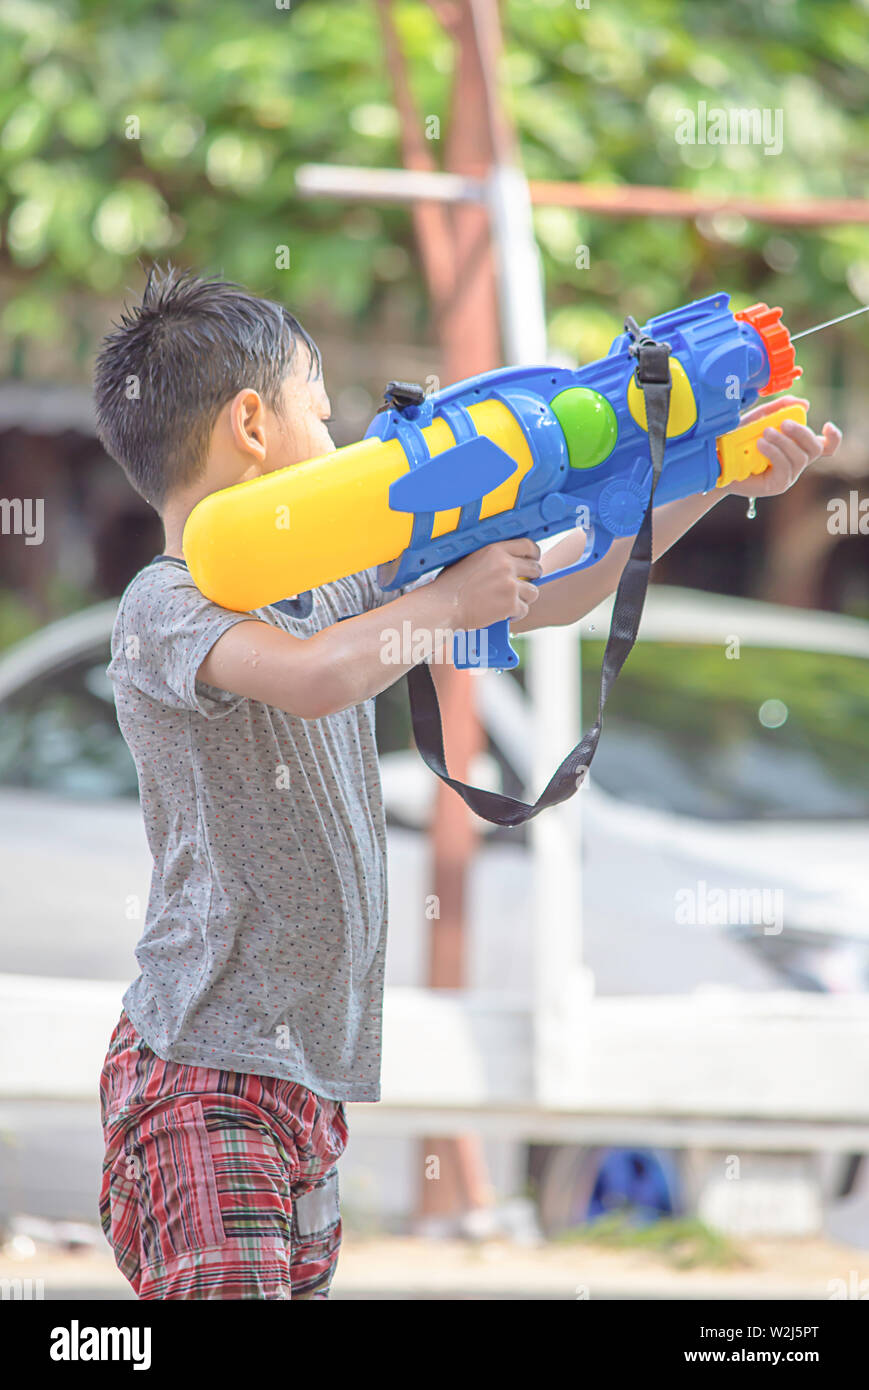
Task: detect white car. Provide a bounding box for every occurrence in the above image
[1,587,867,995]
[386,585,869,997]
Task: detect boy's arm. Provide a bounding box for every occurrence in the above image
[512,396,842,634]
[197,537,542,718]
[510,488,721,634]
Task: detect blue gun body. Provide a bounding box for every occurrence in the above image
[365,292,776,669]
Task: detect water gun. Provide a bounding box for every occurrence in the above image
[184,291,804,673]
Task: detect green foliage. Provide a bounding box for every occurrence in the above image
[556,1211,747,1269]
[0,0,867,372]
[0,590,41,650]
[513,0,869,358]
[0,574,96,651]
[581,639,869,818]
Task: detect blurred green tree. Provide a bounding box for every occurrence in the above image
[0,0,867,376]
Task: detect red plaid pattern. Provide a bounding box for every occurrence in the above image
[99,1011,348,1300]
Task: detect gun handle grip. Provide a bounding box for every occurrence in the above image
[453,619,518,671]
[716,404,807,488]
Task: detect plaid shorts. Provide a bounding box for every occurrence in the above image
[99,1011,348,1300]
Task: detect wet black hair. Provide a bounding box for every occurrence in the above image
[93,263,321,509]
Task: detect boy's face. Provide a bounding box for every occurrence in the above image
[265,368,335,473]
[171,364,336,519]
[164,361,336,549]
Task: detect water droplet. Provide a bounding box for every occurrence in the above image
[746,497,757,520]
[759,698,788,729]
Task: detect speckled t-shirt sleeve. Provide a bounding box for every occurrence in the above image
[109,560,258,719]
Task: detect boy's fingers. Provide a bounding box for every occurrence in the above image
[821,422,843,456]
[762,424,814,470]
[740,395,809,425]
[505,537,541,561]
[516,558,544,579]
[768,394,810,409]
[756,437,795,479]
[503,539,543,578]
[779,419,825,458]
[518,580,540,605]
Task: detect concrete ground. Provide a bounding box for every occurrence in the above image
[2,1231,866,1301]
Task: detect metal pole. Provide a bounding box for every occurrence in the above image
[297,164,869,227]
[485,159,589,1106]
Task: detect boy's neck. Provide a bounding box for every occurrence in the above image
[161,517,185,560]
[161,487,205,559]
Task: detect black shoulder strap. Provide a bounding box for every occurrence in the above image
[405,321,672,827]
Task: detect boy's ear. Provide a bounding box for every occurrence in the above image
[228,389,268,465]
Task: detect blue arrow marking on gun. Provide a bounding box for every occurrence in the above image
[388,436,518,514]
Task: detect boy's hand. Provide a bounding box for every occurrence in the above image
[726,395,842,498]
[432,538,543,630]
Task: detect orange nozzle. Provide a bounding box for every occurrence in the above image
[734,302,803,397]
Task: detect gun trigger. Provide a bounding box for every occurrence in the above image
[389,436,517,514]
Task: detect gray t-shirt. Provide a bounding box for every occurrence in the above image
[109,556,405,1102]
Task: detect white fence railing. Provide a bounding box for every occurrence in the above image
[2,975,868,1151]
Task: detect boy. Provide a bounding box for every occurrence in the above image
[94,265,839,1299]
